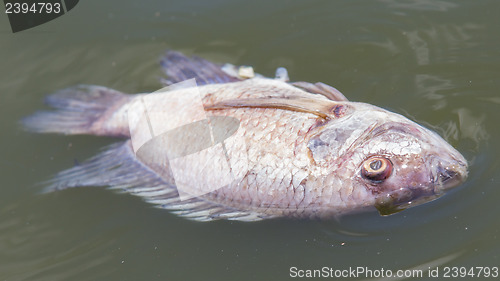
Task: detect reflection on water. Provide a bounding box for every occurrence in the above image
[406,30,431,65]
[480,97,500,105]
[363,251,463,281]
[416,74,453,110]
[380,0,458,12]
[0,198,116,281]
[405,24,481,65]
[433,106,489,152]
[454,108,488,146]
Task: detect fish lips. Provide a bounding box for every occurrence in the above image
[430,155,468,190]
[375,156,468,216]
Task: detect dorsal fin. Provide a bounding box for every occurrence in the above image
[160,51,241,86]
[291,81,348,102]
[205,97,348,120]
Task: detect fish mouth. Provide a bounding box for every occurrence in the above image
[430,156,468,191]
[375,156,468,216]
[375,187,442,216]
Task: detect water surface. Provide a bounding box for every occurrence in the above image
[1,1,499,280]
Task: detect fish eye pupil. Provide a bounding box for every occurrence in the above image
[370,160,382,171]
[361,157,393,183]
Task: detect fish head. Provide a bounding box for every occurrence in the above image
[356,125,467,215]
[309,102,468,215]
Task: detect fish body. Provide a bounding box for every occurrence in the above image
[23,51,468,221]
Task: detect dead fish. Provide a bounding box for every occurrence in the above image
[23,51,468,221]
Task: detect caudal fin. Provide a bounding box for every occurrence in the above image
[23,85,131,137]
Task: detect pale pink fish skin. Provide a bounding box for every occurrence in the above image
[23,51,468,221]
[108,79,343,216]
[102,78,467,218]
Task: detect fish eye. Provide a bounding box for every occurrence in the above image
[361,157,393,182]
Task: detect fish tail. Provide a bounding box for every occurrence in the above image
[22,85,132,137]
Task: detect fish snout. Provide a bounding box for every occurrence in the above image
[431,155,468,191]
[374,154,468,216]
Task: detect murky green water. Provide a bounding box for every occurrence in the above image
[1,0,499,280]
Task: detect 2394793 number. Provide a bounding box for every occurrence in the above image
[5,2,62,14]
[443,267,499,278]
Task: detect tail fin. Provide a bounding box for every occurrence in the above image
[23,85,132,137]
